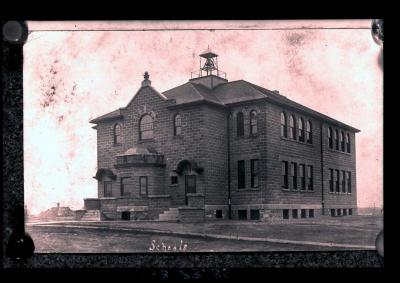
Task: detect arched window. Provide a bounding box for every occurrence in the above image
[174,114,182,136]
[139,114,153,140]
[289,115,296,140]
[250,110,258,135]
[237,112,244,137]
[346,133,351,153]
[328,127,333,149]
[113,123,122,144]
[334,129,339,150]
[306,120,312,144]
[280,112,287,138]
[340,131,345,151]
[298,117,305,142]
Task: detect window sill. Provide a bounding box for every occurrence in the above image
[236,188,260,192]
[328,192,352,195]
[280,136,313,147]
[327,148,352,156]
[113,143,123,147]
[282,188,315,193]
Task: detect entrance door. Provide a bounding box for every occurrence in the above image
[185,175,196,205]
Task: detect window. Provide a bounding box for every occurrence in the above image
[309,209,314,218]
[346,133,351,153]
[347,172,352,193]
[333,169,338,193]
[250,209,260,220]
[174,114,182,136]
[250,110,258,135]
[330,209,335,217]
[301,209,307,218]
[292,209,298,219]
[349,208,353,215]
[251,159,259,188]
[237,112,244,137]
[120,177,130,196]
[336,170,340,193]
[299,164,306,190]
[238,210,247,220]
[215,210,223,219]
[139,114,153,140]
[340,131,345,152]
[329,169,334,193]
[328,127,333,149]
[289,115,296,140]
[291,162,297,190]
[281,112,287,137]
[139,176,148,195]
[298,117,305,142]
[113,123,122,144]
[238,160,246,189]
[104,181,112,197]
[337,209,342,216]
[171,176,178,185]
[334,129,339,150]
[186,175,196,194]
[283,209,289,219]
[341,171,346,193]
[307,165,314,191]
[281,161,289,189]
[121,211,130,220]
[306,120,312,144]
[343,208,347,216]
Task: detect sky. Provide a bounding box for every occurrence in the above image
[23,20,383,215]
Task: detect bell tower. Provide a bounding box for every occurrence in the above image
[190,47,228,89]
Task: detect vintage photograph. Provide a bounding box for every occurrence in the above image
[23,20,383,253]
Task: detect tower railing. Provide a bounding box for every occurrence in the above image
[190,69,227,80]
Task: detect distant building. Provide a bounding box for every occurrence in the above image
[85,50,359,221]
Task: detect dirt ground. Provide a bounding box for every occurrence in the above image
[26,215,382,253]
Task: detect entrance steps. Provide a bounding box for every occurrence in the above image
[158,207,179,221]
[80,210,102,221]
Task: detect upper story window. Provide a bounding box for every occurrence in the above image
[346,133,351,153]
[281,112,287,138]
[174,114,182,136]
[334,129,339,150]
[340,131,345,152]
[139,114,154,140]
[306,120,312,144]
[104,181,112,197]
[298,117,305,142]
[237,112,244,137]
[289,115,296,140]
[113,123,122,144]
[328,127,333,149]
[250,110,258,135]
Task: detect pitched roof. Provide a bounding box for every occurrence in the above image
[90,78,359,132]
[90,109,122,123]
[162,82,224,106]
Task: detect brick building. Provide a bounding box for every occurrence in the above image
[84,50,359,222]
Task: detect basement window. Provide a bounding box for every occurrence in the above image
[337,209,342,216]
[238,210,247,220]
[331,209,336,217]
[309,209,314,218]
[343,208,347,216]
[283,209,289,219]
[250,209,260,220]
[292,209,298,219]
[349,208,353,215]
[301,209,307,218]
[215,210,223,219]
[121,211,131,220]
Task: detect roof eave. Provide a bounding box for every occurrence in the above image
[89,115,124,124]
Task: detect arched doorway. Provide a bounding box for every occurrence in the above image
[174,160,203,205]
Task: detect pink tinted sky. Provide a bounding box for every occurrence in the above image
[24,20,382,215]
